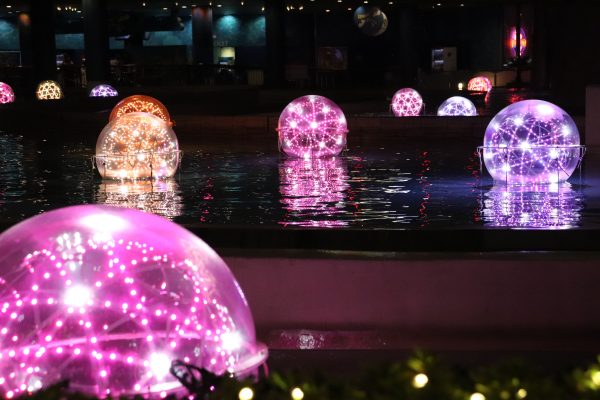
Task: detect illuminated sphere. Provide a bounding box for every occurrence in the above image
[36,80,63,100]
[482,100,581,184]
[95,112,180,179]
[0,205,267,398]
[437,96,477,116]
[467,76,493,92]
[391,88,423,117]
[110,95,171,125]
[90,84,119,98]
[278,95,348,159]
[0,82,15,104]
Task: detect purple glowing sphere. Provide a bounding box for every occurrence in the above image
[278,95,348,159]
[0,205,267,398]
[391,88,423,117]
[482,100,581,184]
[437,96,477,116]
[90,84,119,98]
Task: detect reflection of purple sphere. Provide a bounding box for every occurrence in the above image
[482,100,581,184]
[0,205,267,398]
[278,95,348,159]
[391,88,423,117]
[89,84,119,98]
[437,96,477,116]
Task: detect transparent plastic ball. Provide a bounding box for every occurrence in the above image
[482,100,581,184]
[0,205,267,398]
[90,84,119,98]
[278,95,348,159]
[467,76,492,92]
[110,95,172,125]
[0,82,15,104]
[391,88,423,117]
[36,80,63,100]
[95,112,180,179]
[437,96,477,116]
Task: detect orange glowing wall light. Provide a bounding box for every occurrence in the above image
[509,27,527,58]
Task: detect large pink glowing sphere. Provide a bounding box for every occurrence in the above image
[437,96,477,116]
[0,205,267,398]
[467,76,492,92]
[278,95,348,158]
[95,112,180,179]
[391,88,423,117]
[482,100,581,184]
[0,82,15,104]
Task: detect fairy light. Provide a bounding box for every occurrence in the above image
[109,95,172,125]
[0,82,15,104]
[437,96,477,116]
[391,88,423,117]
[36,80,63,100]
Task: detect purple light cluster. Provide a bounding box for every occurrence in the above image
[278,95,348,159]
[482,100,582,184]
[90,84,119,98]
[0,205,266,398]
[391,88,423,117]
[437,96,477,116]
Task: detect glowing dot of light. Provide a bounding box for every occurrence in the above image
[291,387,304,400]
[470,393,486,400]
[239,387,254,400]
[412,373,429,389]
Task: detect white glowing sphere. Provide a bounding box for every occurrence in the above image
[482,100,581,184]
[36,80,63,100]
[391,88,423,117]
[437,96,477,116]
[95,112,180,179]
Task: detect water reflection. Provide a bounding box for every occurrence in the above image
[95,179,183,219]
[480,183,582,229]
[279,157,349,227]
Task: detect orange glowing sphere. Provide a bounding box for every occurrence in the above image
[467,76,493,92]
[109,95,172,125]
[36,80,64,100]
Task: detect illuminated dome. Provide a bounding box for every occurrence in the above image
[110,95,172,125]
[0,82,15,104]
[391,88,423,117]
[482,100,582,184]
[0,205,267,398]
[90,84,119,98]
[437,96,477,116]
[278,95,348,159]
[36,80,63,100]
[95,112,181,179]
[467,76,493,92]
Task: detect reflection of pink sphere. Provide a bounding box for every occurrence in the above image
[437,96,477,116]
[278,95,348,158]
[90,84,119,98]
[391,88,423,117]
[0,82,15,104]
[0,205,267,398]
[467,76,492,92]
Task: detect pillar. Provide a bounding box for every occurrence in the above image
[29,0,57,82]
[530,0,548,89]
[83,0,110,82]
[264,0,285,87]
[192,6,213,65]
[398,6,419,85]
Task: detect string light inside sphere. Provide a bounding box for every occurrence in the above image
[278,95,348,159]
[36,80,63,100]
[95,112,181,179]
[391,88,423,117]
[110,95,172,125]
[437,96,477,116]
[482,100,582,184]
[90,84,119,98]
[467,76,492,92]
[0,82,15,104]
[0,205,267,398]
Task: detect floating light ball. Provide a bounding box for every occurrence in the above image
[467,76,493,92]
[90,84,119,98]
[95,112,181,179]
[278,95,348,159]
[481,100,583,184]
[391,88,423,117]
[0,205,267,398]
[110,95,172,125]
[36,80,63,100]
[437,96,477,116]
[0,82,15,104]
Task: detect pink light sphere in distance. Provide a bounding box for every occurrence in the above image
[0,82,15,104]
[278,95,348,159]
[391,88,423,117]
[467,76,493,92]
[0,205,267,398]
[90,84,119,98]
[437,96,477,116]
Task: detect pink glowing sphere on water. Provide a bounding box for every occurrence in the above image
[0,205,267,398]
[467,76,492,92]
[0,82,15,104]
[391,88,423,117]
[278,95,348,158]
[90,84,119,98]
[482,100,581,184]
[437,96,477,116]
